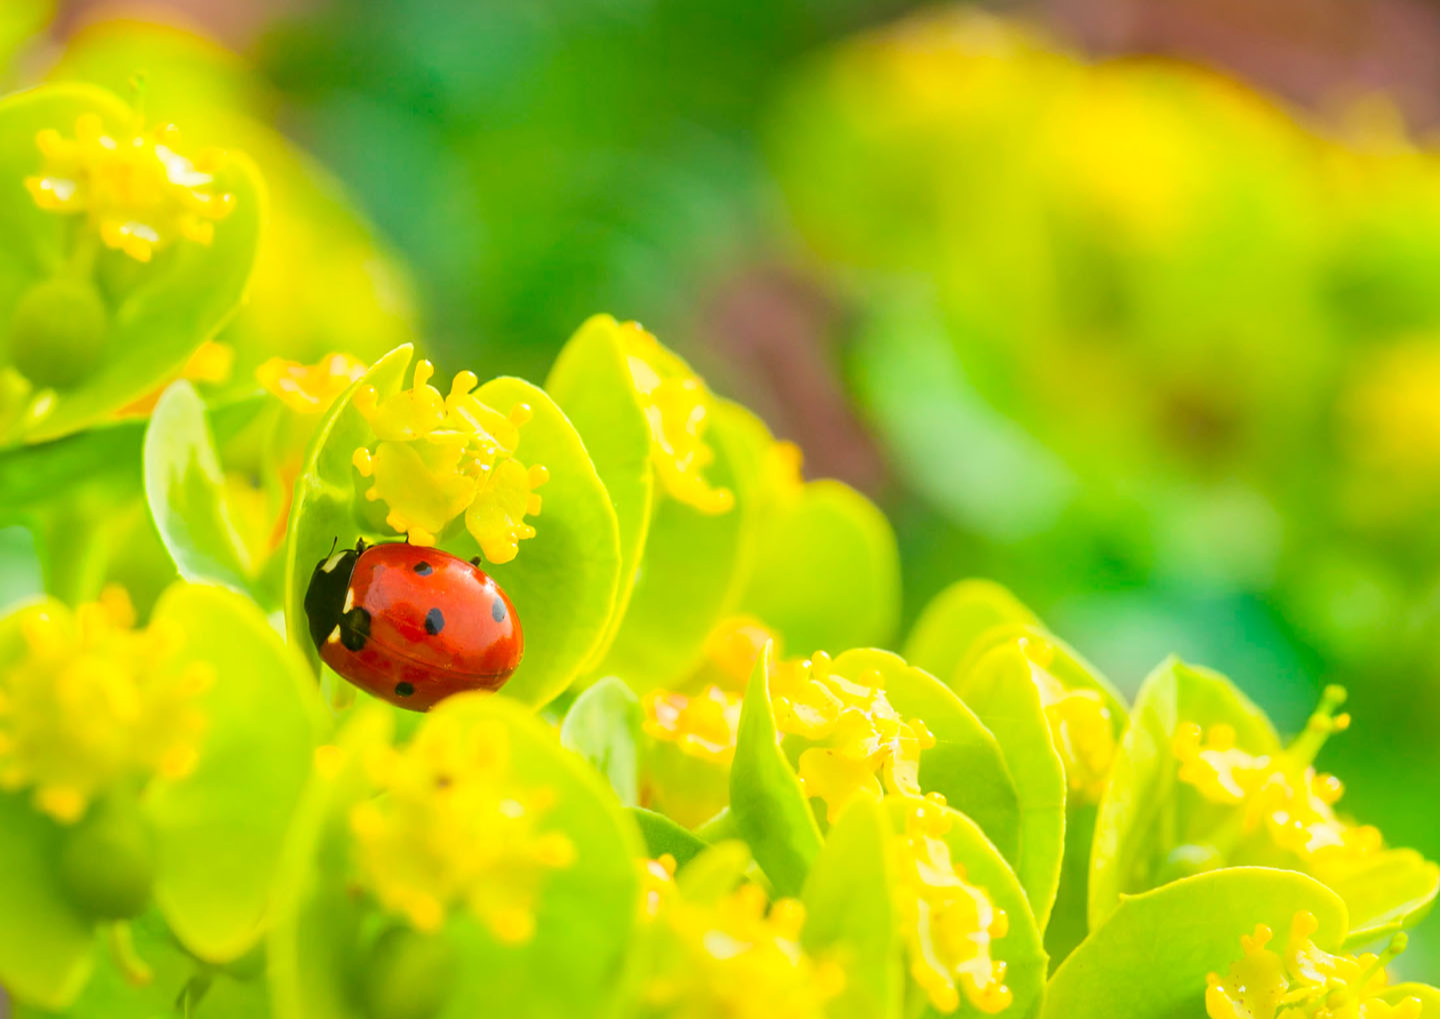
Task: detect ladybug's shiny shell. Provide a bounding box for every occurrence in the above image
[304,540,522,711]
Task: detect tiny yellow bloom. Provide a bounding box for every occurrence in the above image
[348,710,574,939]
[1174,687,1385,878]
[639,860,843,1019]
[643,686,744,764]
[772,652,936,822]
[894,795,1012,1015]
[1207,911,1420,1019]
[257,352,366,414]
[1018,636,1116,803]
[26,113,234,263]
[352,360,546,559]
[117,340,237,417]
[0,588,209,823]
[619,321,734,515]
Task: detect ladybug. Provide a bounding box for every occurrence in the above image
[304,539,523,711]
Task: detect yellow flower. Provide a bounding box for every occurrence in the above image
[772,652,936,823]
[1207,911,1420,1019]
[257,352,366,414]
[619,321,734,515]
[894,795,1012,1015]
[643,686,744,765]
[0,588,209,823]
[1173,687,1386,878]
[117,340,236,417]
[348,709,575,940]
[1018,636,1116,802]
[641,616,776,766]
[639,859,844,1019]
[26,113,234,263]
[352,360,548,559]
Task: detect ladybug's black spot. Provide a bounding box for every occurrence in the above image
[425,608,445,635]
[340,607,371,652]
[491,597,507,623]
[413,561,433,576]
[394,682,415,698]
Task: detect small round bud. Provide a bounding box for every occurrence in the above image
[7,277,110,388]
[57,797,156,920]
[358,926,456,1019]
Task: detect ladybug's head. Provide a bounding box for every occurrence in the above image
[303,539,365,651]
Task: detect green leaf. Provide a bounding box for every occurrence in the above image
[454,377,622,706]
[16,910,203,1019]
[834,648,1022,866]
[0,603,95,1011]
[629,807,709,869]
[269,697,643,1019]
[560,675,643,806]
[739,479,900,655]
[730,642,823,897]
[887,798,1047,1019]
[0,791,94,1010]
[143,381,254,596]
[951,641,1067,930]
[282,343,412,675]
[801,798,902,1019]
[1324,848,1439,947]
[598,398,764,689]
[0,84,262,444]
[545,314,655,662]
[675,840,753,902]
[1043,868,1347,1019]
[144,583,324,963]
[1089,656,1278,930]
[903,579,1040,683]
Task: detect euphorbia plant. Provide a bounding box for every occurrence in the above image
[0,78,1436,1019]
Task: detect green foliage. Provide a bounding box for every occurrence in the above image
[0,46,1435,1019]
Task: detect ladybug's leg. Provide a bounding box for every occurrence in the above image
[354,536,369,555]
[470,556,482,567]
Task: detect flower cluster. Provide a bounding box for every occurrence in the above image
[893,795,1012,1015]
[620,321,734,514]
[26,113,234,263]
[773,651,936,823]
[1018,635,1116,803]
[257,352,366,414]
[0,588,209,823]
[641,616,773,764]
[348,709,575,940]
[352,359,548,560]
[637,854,844,1019]
[1174,687,1384,877]
[1207,911,1420,1019]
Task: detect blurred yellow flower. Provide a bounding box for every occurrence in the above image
[349,709,574,939]
[1174,687,1385,878]
[1019,636,1116,802]
[639,858,843,1019]
[352,359,547,559]
[619,321,733,515]
[26,113,234,263]
[0,588,209,823]
[257,352,366,414]
[894,795,1012,1015]
[773,651,935,823]
[644,686,743,765]
[1207,911,1419,1019]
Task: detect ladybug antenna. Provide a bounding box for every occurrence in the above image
[326,536,338,557]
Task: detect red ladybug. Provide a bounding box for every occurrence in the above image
[303,539,523,711]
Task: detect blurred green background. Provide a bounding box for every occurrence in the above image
[8,0,1440,969]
